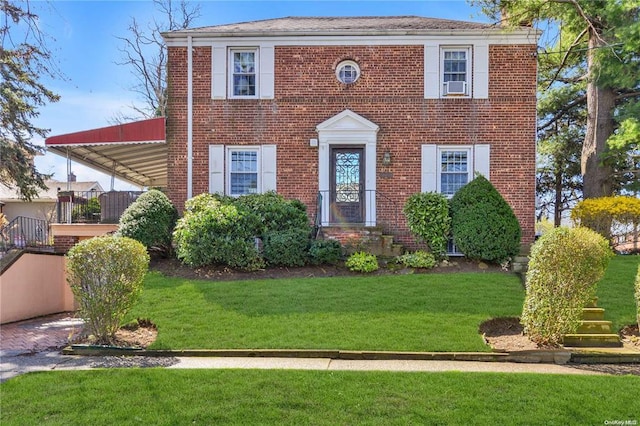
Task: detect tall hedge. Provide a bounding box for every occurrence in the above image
[450,175,521,263]
[521,227,613,346]
[117,189,178,255]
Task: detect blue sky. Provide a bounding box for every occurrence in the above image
[32,0,490,190]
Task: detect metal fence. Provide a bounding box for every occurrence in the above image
[56,190,144,224]
[0,216,52,252]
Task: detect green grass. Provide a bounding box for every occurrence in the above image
[1,369,638,425]
[597,255,640,331]
[129,271,524,352]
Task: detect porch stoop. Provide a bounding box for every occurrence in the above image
[563,300,622,348]
[320,226,403,258]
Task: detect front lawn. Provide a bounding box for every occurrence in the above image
[1,369,638,425]
[130,271,524,352]
[597,255,639,331]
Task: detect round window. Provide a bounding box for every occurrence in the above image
[336,61,360,84]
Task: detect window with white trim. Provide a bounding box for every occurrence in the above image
[230,49,258,98]
[439,148,471,196]
[336,60,360,84]
[441,47,470,96]
[228,148,259,195]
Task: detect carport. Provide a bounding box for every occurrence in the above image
[45,117,167,189]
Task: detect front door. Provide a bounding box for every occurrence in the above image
[330,147,364,224]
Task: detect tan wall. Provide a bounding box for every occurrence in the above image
[0,253,75,324]
[2,201,56,223]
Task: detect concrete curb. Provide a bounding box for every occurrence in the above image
[63,346,594,365]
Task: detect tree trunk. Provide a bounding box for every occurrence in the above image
[581,31,615,199]
[554,169,563,227]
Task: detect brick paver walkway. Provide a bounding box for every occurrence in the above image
[0,313,84,353]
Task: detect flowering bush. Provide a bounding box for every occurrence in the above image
[571,196,640,243]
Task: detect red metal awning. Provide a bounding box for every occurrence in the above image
[45,117,167,188]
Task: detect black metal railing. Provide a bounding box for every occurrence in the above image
[315,189,400,235]
[56,190,144,224]
[0,216,52,252]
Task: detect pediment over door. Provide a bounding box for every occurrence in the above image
[316,109,380,134]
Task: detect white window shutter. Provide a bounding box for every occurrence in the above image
[209,145,225,194]
[473,43,489,99]
[424,44,439,99]
[212,45,227,99]
[261,145,277,192]
[259,46,275,99]
[421,144,437,192]
[474,144,491,179]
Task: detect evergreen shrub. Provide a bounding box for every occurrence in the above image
[66,236,149,345]
[403,192,450,259]
[309,239,343,265]
[117,189,178,255]
[263,228,310,267]
[521,227,613,346]
[450,175,521,263]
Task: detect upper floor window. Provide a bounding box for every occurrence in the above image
[230,49,258,98]
[442,48,470,96]
[439,149,471,196]
[336,60,360,84]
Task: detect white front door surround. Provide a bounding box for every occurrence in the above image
[316,109,379,226]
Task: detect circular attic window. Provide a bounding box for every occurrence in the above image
[336,60,361,84]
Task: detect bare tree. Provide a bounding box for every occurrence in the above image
[114,0,200,122]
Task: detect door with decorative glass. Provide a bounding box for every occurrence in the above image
[330,147,364,224]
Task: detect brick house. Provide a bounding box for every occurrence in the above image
[162,16,538,250]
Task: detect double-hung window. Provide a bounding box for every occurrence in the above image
[230,49,258,98]
[442,48,470,96]
[439,149,471,196]
[229,149,259,195]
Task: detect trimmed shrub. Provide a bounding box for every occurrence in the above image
[173,195,264,270]
[309,239,343,265]
[117,190,178,255]
[263,228,310,267]
[232,192,311,237]
[66,236,149,345]
[636,265,640,328]
[521,227,613,346]
[345,251,379,273]
[450,175,521,263]
[396,250,437,269]
[403,192,450,259]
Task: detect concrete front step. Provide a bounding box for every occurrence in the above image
[576,320,613,334]
[563,334,622,348]
[581,308,605,321]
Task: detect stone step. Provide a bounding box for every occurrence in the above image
[563,334,622,348]
[581,308,605,321]
[576,320,613,334]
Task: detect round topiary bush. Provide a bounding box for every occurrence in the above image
[403,192,450,259]
[117,189,178,255]
[521,226,613,346]
[449,175,521,263]
[66,236,149,345]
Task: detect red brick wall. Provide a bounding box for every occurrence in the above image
[167,43,537,246]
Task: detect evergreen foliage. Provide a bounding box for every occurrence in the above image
[403,192,450,259]
[450,175,521,263]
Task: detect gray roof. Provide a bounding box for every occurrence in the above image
[167,16,495,37]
